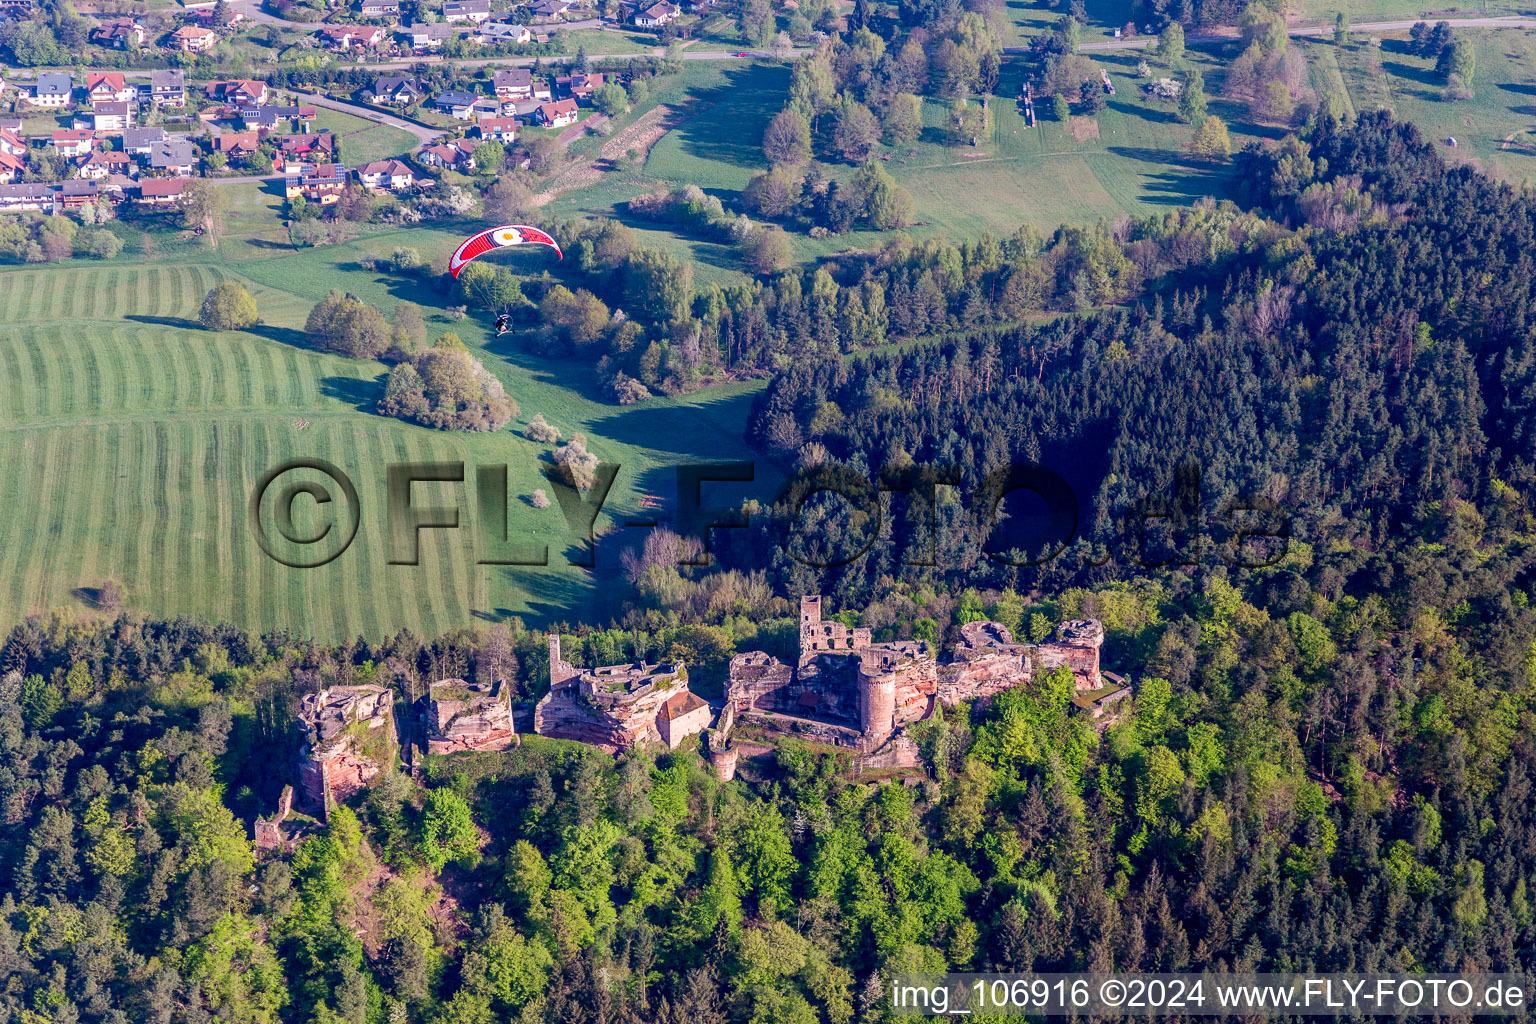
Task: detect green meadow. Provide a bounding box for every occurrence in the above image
[0,194,766,641]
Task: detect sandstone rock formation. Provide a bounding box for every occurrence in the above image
[297,684,396,819]
[426,678,516,755]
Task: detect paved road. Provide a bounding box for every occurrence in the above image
[1055,12,1535,51]
[341,46,805,71]
[291,90,445,145]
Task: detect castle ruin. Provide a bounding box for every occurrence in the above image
[720,596,1126,761]
[426,678,517,755]
[534,634,712,752]
[296,684,398,819]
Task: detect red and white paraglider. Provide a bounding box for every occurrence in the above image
[448,224,563,278]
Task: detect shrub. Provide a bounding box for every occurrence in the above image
[525,413,561,443]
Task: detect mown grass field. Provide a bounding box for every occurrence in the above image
[0,205,767,641]
[1319,28,1536,183]
[309,108,421,169]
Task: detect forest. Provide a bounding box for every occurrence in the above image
[4,112,1536,1024]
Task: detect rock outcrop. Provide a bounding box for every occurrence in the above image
[426,678,516,755]
[297,684,396,819]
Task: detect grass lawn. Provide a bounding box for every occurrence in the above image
[1288,0,1525,26]
[1323,28,1536,184]
[310,108,420,167]
[0,209,770,641]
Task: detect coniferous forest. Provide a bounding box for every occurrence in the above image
[6,113,1536,1024]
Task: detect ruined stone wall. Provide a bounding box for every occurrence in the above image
[726,652,793,715]
[936,652,1031,706]
[535,673,688,751]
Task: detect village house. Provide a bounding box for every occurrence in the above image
[532,98,578,127]
[147,137,198,176]
[529,0,571,17]
[478,21,530,43]
[557,71,604,102]
[401,21,451,48]
[633,1,679,27]
[59,180,99,210]
[194,4,245,27]
[433,89,478,119]
[0,126,26,158]
[293,162,348,204]
[355,159,416,192]
[213,130,260,158]
[473,115,518,142]
[493,68,533,100]
[89,101,133,134]
[150,69,186,107]
[443,0,491,21]
[76,149,133,179]
[137,176,189,208]
[90,18,145,48]
[0,151,24,184]
[279,131,334,160]
[417,139,475,172]
[372,75,424,106]
[0,183,57,213]
[171,25,218,52]
[205,79,268,108]
[31,74,72,108]
[85,73,136,104]
[241,105,316,131]
[123,126,166,157]
[48,129,96,159]
[319,24,385,50]
[358,0,401,14]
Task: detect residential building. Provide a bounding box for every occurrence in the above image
[633,0,678,26]
[90,101,133,134]
[433,89,478,119]
[148,137,197,176]
[532,77,553,101]
[194,5,244,26]
[478,21,530,43]
[417,141,474,172]
[87,73,134,103]
[493,68,533,101]
[287,162,348,203]
[401,21,451,48]
[32,74,73,108]
[90,18,146,48]
[443,0,490,21]
[0,127,24,157]
[473,116,518,142]
[59,180,99,210]
[137,177,188,206]
[279,131,334,160]
[76,150,133,179]
[123,126,166,156]
[205,79,268,108]
[355,159,415,191]
[150,69,186,106]
[372,75,424,106]
[529,0,571,17]
[171,25,218,51]
[0,151,24,184]
[532,98,578,127]
[557,71,604,102]
[49,130,97,158]
[358,0,401,13]
[241,105,316,130]
[214,131,260,157]
[0,183,56,213]
[319,24,385,50]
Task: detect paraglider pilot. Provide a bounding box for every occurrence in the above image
[494,313,511,337]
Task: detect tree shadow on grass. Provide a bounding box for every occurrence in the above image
[125,314,201,331]
[671,63,791,169]
[1499,81,1536,96]
[1110,97,1179,124]
[1384,59,1441,87]
[320,373,387,413]
[1107,145,1208,170]
[246,323,313,349]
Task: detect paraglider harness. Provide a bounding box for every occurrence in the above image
[494,313,511,337]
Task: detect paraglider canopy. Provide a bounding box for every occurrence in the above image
[449,224,563,278]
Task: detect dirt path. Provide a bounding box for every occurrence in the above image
[532,104,673,206]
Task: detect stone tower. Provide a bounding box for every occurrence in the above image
[857,664,896,750]
[799,595,822,652]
